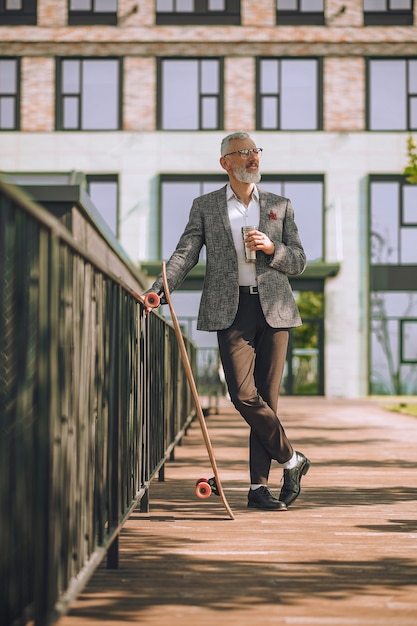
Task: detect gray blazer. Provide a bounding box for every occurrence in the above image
[150,185,306,331]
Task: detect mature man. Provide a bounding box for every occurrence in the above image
[147,131,310,510]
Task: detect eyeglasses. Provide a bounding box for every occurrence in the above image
[223,148,263,159]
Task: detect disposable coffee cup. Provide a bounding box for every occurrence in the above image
[242,226,256,263]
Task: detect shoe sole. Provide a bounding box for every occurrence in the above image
[247,501,287,511]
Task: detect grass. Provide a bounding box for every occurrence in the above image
[379,396,417,417]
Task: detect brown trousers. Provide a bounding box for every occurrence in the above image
[217,292,293,484]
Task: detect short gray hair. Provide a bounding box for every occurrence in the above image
[220,131,251,156]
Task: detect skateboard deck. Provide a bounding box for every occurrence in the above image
[161,262,235,520]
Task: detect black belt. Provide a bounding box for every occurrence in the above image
[239,286,258,295]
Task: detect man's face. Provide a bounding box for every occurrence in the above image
[221,139,261,184]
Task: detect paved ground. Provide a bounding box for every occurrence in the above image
[58,397,417,626]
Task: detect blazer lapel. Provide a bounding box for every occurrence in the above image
[216,186,235,247]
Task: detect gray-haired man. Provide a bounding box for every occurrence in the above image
[147,131,310,510]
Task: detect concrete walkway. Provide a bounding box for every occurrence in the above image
[58,397,417,626]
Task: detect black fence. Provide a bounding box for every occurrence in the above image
[0,180,196,626]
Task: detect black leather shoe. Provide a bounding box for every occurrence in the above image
[247,486,287,511]
[279,451,311,506]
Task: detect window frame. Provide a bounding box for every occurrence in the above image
[367,57,417,131]
[276,0,325,25]
[256,57,323,131]
[0,57,20,131]
[155,0,240,25]
[0,0,37,25]
[363,0,413,26]
[157,57,224,131]
[55,57,122,131]
[68,0,118,26]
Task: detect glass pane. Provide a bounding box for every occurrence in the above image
[209,0,225,9]
[161,182,202,258]
[62,60,80,94]
[88,180,118,235]
[260,60,279,94]
[82,60,118,130]
[364,0,386,10]
[400,228,417,263]
[258,181,284,196]
[201,60,219,93]
[370,182,399,264]
[300,0,323,11]
[369,60,406,130]
[370,314,398,394]
[281,60,317,130]
[403,185,417,224]
[0,60,17,93]
[402,321,417,362]
[0,97,15,128]
[202,179,226,194]
[409,61,417,92]
[261,96,278,129]
[277,0,297,9]
[283,182,323,262]
[156,0,174,9]
[95,0,118,10]
[162,60,199,130]
[70,0,91,9]
[63,96,79,129]
[177,0,193,9]
[410,96,417,128]
[6,0,22,8]
[391,0,412,9]
[201,96,218,129]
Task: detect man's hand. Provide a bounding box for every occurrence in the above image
[244,230,275,255]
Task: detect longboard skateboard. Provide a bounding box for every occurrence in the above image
[160,262,235,520]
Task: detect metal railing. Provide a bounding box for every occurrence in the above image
[0,180,196,626]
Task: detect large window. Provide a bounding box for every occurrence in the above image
[158,58,223,130]
[56,58,121,130]
[368,58,417,131]
[0,58,19,131]
[0,0,36,25]
[369,176,417,395]
[276,0,324,25]
[159,174,323,264]
[257,58,322,130]
[364,0,413,26]
[156,0,240,25]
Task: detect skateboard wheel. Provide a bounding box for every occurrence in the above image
[196,479,212,499]
[144,292,160,308]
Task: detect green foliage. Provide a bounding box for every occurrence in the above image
[294,292,324,349]
[403,135,417,184]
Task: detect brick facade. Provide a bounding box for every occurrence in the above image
[2,0,416,132]
[324,57,365,131]
[21,57,55,131]
[124,57,155,131]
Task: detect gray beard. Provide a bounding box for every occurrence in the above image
[234,165,261,184]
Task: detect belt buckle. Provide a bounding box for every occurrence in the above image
[249,286,258,295]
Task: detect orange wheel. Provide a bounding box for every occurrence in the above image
[144,292,160,308]
[196,481,211,499]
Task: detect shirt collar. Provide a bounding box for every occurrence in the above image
[227,183,259,203]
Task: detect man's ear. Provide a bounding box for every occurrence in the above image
[220,156,230,173]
